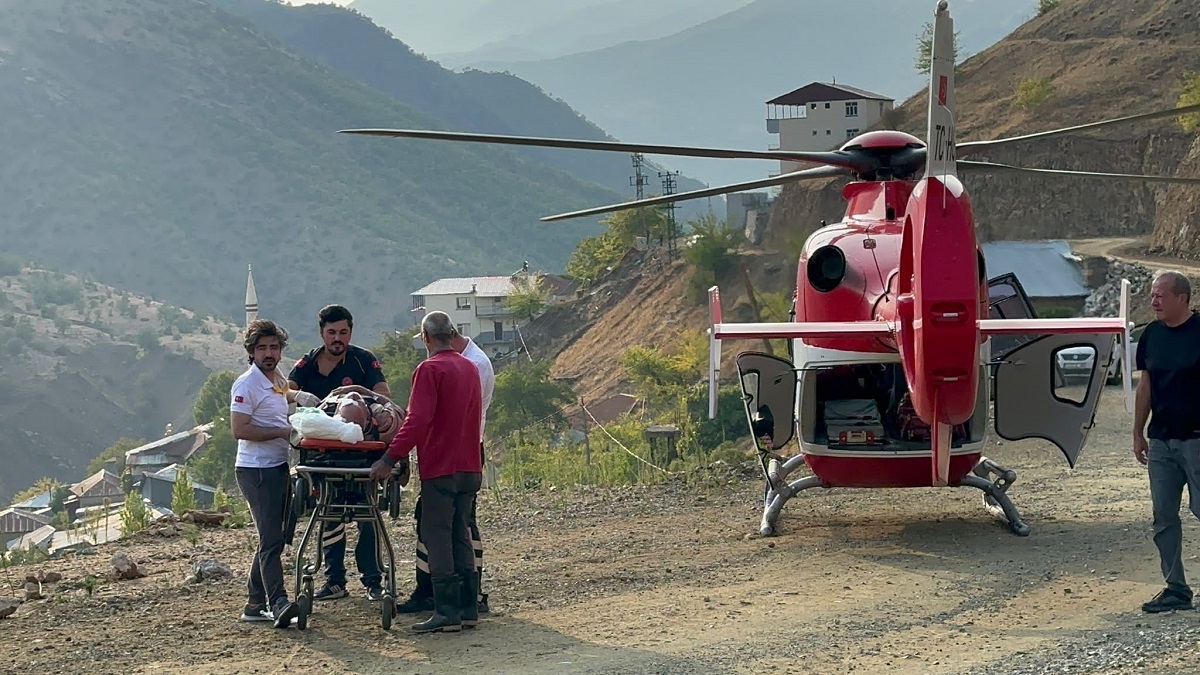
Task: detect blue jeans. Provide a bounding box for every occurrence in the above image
[1148,438,1200,598]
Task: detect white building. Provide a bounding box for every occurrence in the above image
[765,81,894,175]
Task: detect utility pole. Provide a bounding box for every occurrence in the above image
[659,170,680,257]
[630,153,649,245]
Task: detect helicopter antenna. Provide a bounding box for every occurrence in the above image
[660,170,680,258]
[630,153,649,245]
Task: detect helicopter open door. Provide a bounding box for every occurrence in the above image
[992,333,1115,468]
[986,273,1039,358]
[735,351,797,454]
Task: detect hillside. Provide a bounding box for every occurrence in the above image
[0,260,245,505]
[0,0,624,341]
[767,0,1200,250]
[461,0,1038,187]
[520,247,795,405]
[212,0,712,214]
[1149,133,1200,257]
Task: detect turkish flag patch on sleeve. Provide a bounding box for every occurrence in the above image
[372,360,381,369]
[234,395,244,403]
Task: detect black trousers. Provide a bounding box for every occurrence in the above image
[418,472,482,585]
[236,463,290,607]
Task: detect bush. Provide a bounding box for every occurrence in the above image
[1014,77,1056,110]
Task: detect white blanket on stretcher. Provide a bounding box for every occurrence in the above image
[289,407,365,444]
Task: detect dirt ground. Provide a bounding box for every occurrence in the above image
[4,380,1200,675]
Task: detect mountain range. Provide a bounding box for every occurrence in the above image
[0,0,664,341]
[354,0,1041,187]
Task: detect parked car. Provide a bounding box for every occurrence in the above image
[1054,325,1144,387]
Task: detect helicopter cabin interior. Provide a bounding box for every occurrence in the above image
[796,361,989,451]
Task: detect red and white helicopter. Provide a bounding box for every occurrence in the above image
[340,0,1200,537]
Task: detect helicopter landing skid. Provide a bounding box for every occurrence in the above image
[959,456,1030,537]
[759,455,824,537]
[755,454,1030,537]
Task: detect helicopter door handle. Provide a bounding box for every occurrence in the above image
[930,302,968,324]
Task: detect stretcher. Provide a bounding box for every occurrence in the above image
[289,437,406,630]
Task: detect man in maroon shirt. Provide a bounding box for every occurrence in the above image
[370,310,482,633]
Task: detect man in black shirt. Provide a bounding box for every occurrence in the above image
[288,304,391,602]
[1133,271,1200,613]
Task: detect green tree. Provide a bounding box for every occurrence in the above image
[171,466,197,514]
[193,370,238,426]
[619,331,707,407]
[1037,0,1061,16]
[914,20,963,74]
[368,331,424,405]
[119,490,150,536]
[86,437,146,476]
[489,359,576,442]
[507,274,550,323]
[189,423,237,492]
[1179,71,1200,133]
[1014,76,1056,110]
[136,328,160,352]
[682,214,744,297]
[9,477,61,506]
[188,370,240,491]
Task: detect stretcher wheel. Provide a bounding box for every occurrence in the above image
[387,480,402,519]
[292,476,308,519]
[296,594,310,630]
[381,596,394,630]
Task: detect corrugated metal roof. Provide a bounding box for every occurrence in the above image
[125,423,213,459]
[767,82,892,106]
[411,276,516,298]
[981,240,1089,299]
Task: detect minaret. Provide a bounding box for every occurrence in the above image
[245,264,258,327]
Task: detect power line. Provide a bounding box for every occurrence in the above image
[659,170,680,258]
[630,153,650,244]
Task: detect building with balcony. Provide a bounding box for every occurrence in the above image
[410,268,578,359]
[765,81,894,175]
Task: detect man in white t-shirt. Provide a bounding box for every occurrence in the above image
[396,326,496,616]
[231,319,306,629]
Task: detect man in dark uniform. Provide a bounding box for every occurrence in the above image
[287,304,391,602]
[1132,271,1200,613]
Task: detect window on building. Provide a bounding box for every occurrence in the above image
[812,130,818,135]
[845,101,859,117]
[456,296,471,310]
[846,128,860,139]
[826,129,831,135]
[810,103,817,109]
[494,322,504,340]
[457,323,470,336]
[412,295,424,311]
[824,102,830,109]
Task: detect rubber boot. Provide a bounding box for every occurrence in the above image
[411,575,462,633]
[396,567,434,614]
[459,570,479,628]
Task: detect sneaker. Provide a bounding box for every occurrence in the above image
[314,583,348,601]
[1142,588,1193,613]
[366,586,385,602]
[272,598,300,628]
[478,593,490,615]
[240,604,273,622]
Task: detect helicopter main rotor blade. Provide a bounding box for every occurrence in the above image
[957,102,1200,155]
[338,128,872,171]
[540,165,849,222]
[958,160,1200,184]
